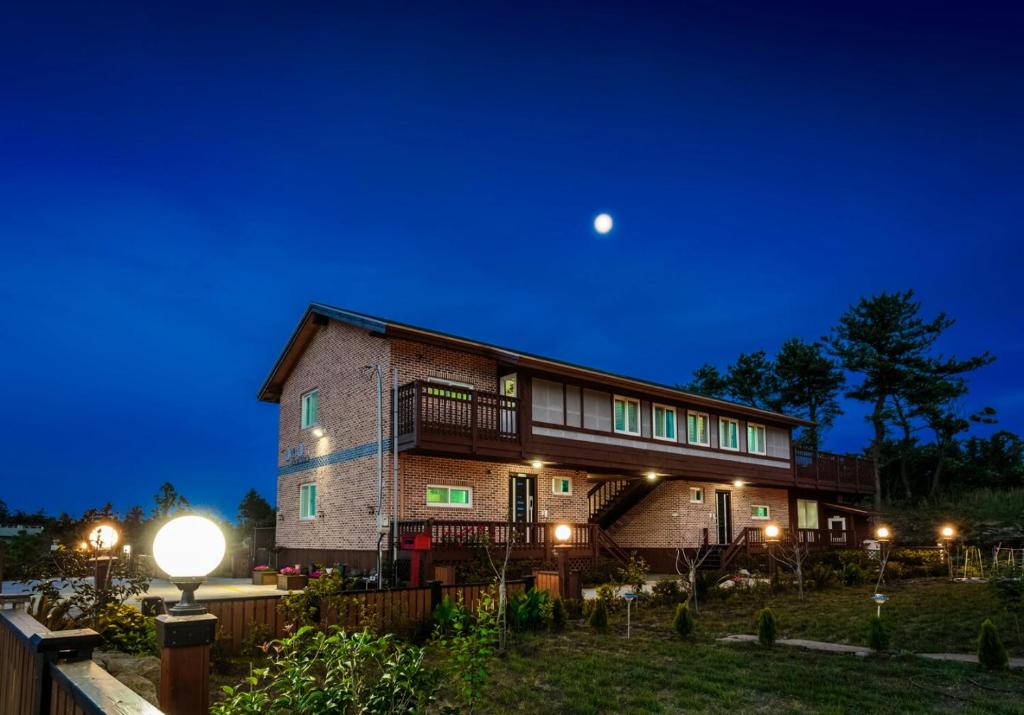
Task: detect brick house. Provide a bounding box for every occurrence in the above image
[259,304,874,575]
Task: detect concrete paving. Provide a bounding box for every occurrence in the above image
[2,577,285,605]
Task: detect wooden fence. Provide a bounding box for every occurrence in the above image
[0,604,160,715]
[193,579,530,655]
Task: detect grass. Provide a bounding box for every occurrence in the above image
[480,579,1024,714]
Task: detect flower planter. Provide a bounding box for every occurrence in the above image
[277,573,308,591]
[252,569,277,586]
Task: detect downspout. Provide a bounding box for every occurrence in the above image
[392,367,400,581]
[367,365,384,582]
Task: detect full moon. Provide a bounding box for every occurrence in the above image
[594,213,613,234]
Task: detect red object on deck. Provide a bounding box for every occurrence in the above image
[399,531,432,586]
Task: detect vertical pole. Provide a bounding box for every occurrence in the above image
[392,368,400,581]
[156,613,217,715]
[556,547,569,601]
[626,598,631,639]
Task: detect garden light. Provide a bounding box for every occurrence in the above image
[554,524,572,542]
[941,525,955,539]
[764,524,781,543]
[875,526,891,542]
[88,524,119,550]
[153,515,226,615]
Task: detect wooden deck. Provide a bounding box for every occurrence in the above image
[395,519,608,564]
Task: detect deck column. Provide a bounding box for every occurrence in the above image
[156,613,217,715]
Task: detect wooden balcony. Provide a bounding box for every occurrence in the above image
[793,449,874,494]
[395,519,603,563]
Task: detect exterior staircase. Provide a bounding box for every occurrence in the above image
[587,478,660,530]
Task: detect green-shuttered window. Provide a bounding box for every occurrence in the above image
[613,396,640,435]
[747,423,767,455]
[299,483,317,520]
[720,417,739,450]
[301,389,319,429]
[687,412,710,446]
[653,404,677,441]
[552,477,572,495]
[426,485,472,508]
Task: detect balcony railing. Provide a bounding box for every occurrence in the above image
[794,449,874,492]
[396,519,598,560]
[396,380,519,451]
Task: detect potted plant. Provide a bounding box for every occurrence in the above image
[277,565,308,591]
[252,564,277,585]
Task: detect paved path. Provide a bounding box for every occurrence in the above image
[720,634,1024,668]
[3,577,284,604]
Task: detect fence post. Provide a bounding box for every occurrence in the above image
[523,574,535,593]
[428,580,443,612]
[156,613,217,715]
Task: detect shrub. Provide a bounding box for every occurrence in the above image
[550,597,566,631]
[652,579,683,605]
[562,598,583,620]
[868,616,890,652]
[507,589,550,632]
[595,583,621,611]
[432,595,467,636]
[212,626,439,714]
[588,598,608,632]
[841,562,866,586]
[807,563,838,591]
[672,603,694,637]
[977,619,1008,670]
[433,590,499,710]
[756,608,777,647]
[241,621,275,658]
[578,559,622,587]
[95,603,156,656]
[617,553,649,594]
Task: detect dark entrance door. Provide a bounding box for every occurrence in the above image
[509,473,536,543]
[716,490,732,544]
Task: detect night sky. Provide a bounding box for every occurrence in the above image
[2,2,1021,519]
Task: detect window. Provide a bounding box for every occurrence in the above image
[613,396,640,435]
[300,389,319,429]
[796,499,818,529]
[747,423,767,455]
[687,411,710,446]
[750,505,770,520]
[425,485,473,508]
[299,483,317,520]
[719,417,739,450]
[552,477,572,496]
[652,404,677,441]
[426,377,473,400]
[689,487,704,504]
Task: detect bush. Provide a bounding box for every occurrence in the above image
[562,598,583,620]
[595,583,621,611]
[806,563,838,591]
[841,562,866,586]
[95,603,156,656]
[550,597,566,631]
[890,548,946,578]
[672,603,694,637]
[617,553,649,594]
[578,559,622,587]
[507,589,550,632]
[977,619,1008,670]
[212,626,439,714]
[652,579,684,606]
[868,616,890,652]
[588,598,608,632]
[756,608,777,647]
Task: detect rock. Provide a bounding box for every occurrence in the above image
[718,580,736,590]
[136,656,161,684]
[116,672,159,706]
[101,654,137,676]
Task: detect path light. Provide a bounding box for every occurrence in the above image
[153,515,226,615]
[941,525,955,539]
[874,526,891,543]
[88,524,119,550]
[940,525,956,580]
[554,524,572,543]
[763,524,781,543]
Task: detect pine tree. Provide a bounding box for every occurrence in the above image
[756,608,777,647]
[588,598,608,632]
[673,603,694,637]
[550,597,566,632]
[868,615,890,652]
[977,619,1008,670]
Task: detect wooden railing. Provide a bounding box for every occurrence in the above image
[794,449,874,491]
[396,381,519,450]
[588,479,629,520]
[738,526,859,551]
[400,520,594,549]
[0,604,160,714]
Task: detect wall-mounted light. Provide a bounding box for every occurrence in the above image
[733,479,744,488]
[531,460,543,469]
[312,426,325,439]
[646,472,658,481]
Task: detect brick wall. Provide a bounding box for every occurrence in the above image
[609,480,790,548]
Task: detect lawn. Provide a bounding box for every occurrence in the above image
[479,580,1024,714]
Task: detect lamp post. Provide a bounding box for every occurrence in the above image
[874,526,892,594]
[87,524,119,596]
[939,525,956,580]
[553,524,572,600]
[763,523,781,580]
[152,515,225,715]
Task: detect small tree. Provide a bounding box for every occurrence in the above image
[588,598,608,632]
[675,533,715,614]
[550,597,566,632]
[480,521,515,652]
[672,603,694,637]
[756,608,777,647]
[868,615,890,652]
[770,533,811,600]
[977,619,1008,670]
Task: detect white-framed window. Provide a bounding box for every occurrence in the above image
[750,504,770,520]
[689,486,704,504]
[613,395,640,435]
[299,483,317,520]
[300,389,319,429]
[426,377,474,400]
[687,411,710,446]
[719,417,739,451]
[552,477,572,496]
[652,404,677,441]
[747,422,767,455]
[425,485,473,508]
[797,499,818,529]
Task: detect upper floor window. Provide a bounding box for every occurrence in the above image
[687,411,710,446]
[613,396,640,435]
[652,404,676,441]
[747,423,767,455]
[301,389,319,429]
[719,417,739,451]
[552,477,572,495]
[299,483,317,520]
[426,485,473,508]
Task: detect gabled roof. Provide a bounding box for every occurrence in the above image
[258,303,811,427]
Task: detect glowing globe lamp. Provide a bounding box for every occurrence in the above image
[875,526,891,542]
[764,524,780,542]
[88,524,119,550]
[941,525,955,539]
[153,515,226,615]
[554,524,572,543]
